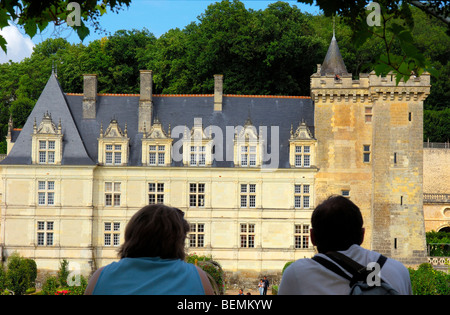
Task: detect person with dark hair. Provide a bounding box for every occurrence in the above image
[278,195,412,295]
[84,204,214,295]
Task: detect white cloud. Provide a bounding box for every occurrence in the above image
[0,24,35,64]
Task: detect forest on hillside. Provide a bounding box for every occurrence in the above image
[0,1,448,153]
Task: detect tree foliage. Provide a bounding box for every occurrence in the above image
[1,252,37,295]
[0,1,448,154]
[298,0,449,83]
[0,0,132,52]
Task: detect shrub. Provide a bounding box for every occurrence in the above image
[186,253,225,295]
[409,263,450,295]
[41,260,88,295]
[42,276,59,295]
[4,253,37,295]
[58,259,70,287]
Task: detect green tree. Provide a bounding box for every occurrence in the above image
[424,108,450,143]
[4,252,37,295]
[58,259,70,287]
[0,0,132,52]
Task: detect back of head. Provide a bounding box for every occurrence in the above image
[118,204,189,260]
[311,195,364,253]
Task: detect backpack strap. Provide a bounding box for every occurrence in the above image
[312,252,388,287]
[311,255,352,281]
[326,251,368,283]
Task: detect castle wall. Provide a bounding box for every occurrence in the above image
[423,147,450,232]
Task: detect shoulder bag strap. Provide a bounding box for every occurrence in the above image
[311,255,352,281]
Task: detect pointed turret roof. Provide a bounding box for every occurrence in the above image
[320,33,349,76]
[1,73,94,165]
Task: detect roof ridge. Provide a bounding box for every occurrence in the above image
[65,92,310,99]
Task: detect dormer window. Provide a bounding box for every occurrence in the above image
[31,112,63,165]
[98,119,129,166]
[234,118,262,168]
[190,145,206,166]
[105,144,122,165]
[141,118,172,166]
[39,140,56,164]
[182,118,212,167]
[289,121,316,168]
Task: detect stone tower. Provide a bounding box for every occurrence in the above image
[311,34,430,265]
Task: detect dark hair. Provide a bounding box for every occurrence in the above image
[311,195,364,253]
[118,204,189,260]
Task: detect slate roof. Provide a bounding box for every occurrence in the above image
[2,73,94,165]
[320,35,349,77]
[1,74,315,169]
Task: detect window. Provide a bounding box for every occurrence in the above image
[294,224,310,249]
[240,184,256,208]
[240,223,255,248]
[105,144,122,165]
[240,145,257,167]
[190,146,206,166]
[38,180,55,206]
[149,145,166,166]
[294,146,311,167]
[37,221,54,246]
[294,184,311,209]
[148,183,164,204]
[189,223,205,247]
[363,145,371,163]
[38,140,56,164]
[365,107,372,123]
[189,183,205,207]
[342,190,350,198]
[105,182,121,206]
[104,222,121,246]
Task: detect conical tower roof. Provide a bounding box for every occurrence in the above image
[320,34,349,76]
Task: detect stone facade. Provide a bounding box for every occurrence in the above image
[423,146,450,232]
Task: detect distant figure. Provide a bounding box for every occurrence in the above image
[334,74,341,81]
[278,195,412,295]
[258,279,265,295]
[238,289,244,295]
[263,276,269,295]
[84,204,214,295]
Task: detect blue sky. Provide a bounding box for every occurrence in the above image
[40,0,321,43]
[0,1,321,63]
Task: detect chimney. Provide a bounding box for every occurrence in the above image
[139,70,153,133]
[214,74,223,111]
[82,74,97,119]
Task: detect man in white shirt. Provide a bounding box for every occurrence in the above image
[278,195,412,295]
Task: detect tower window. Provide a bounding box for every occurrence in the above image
[363,145,371,163]
[365,107,372,123]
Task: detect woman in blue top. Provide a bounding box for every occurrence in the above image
[84,204,214,295]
